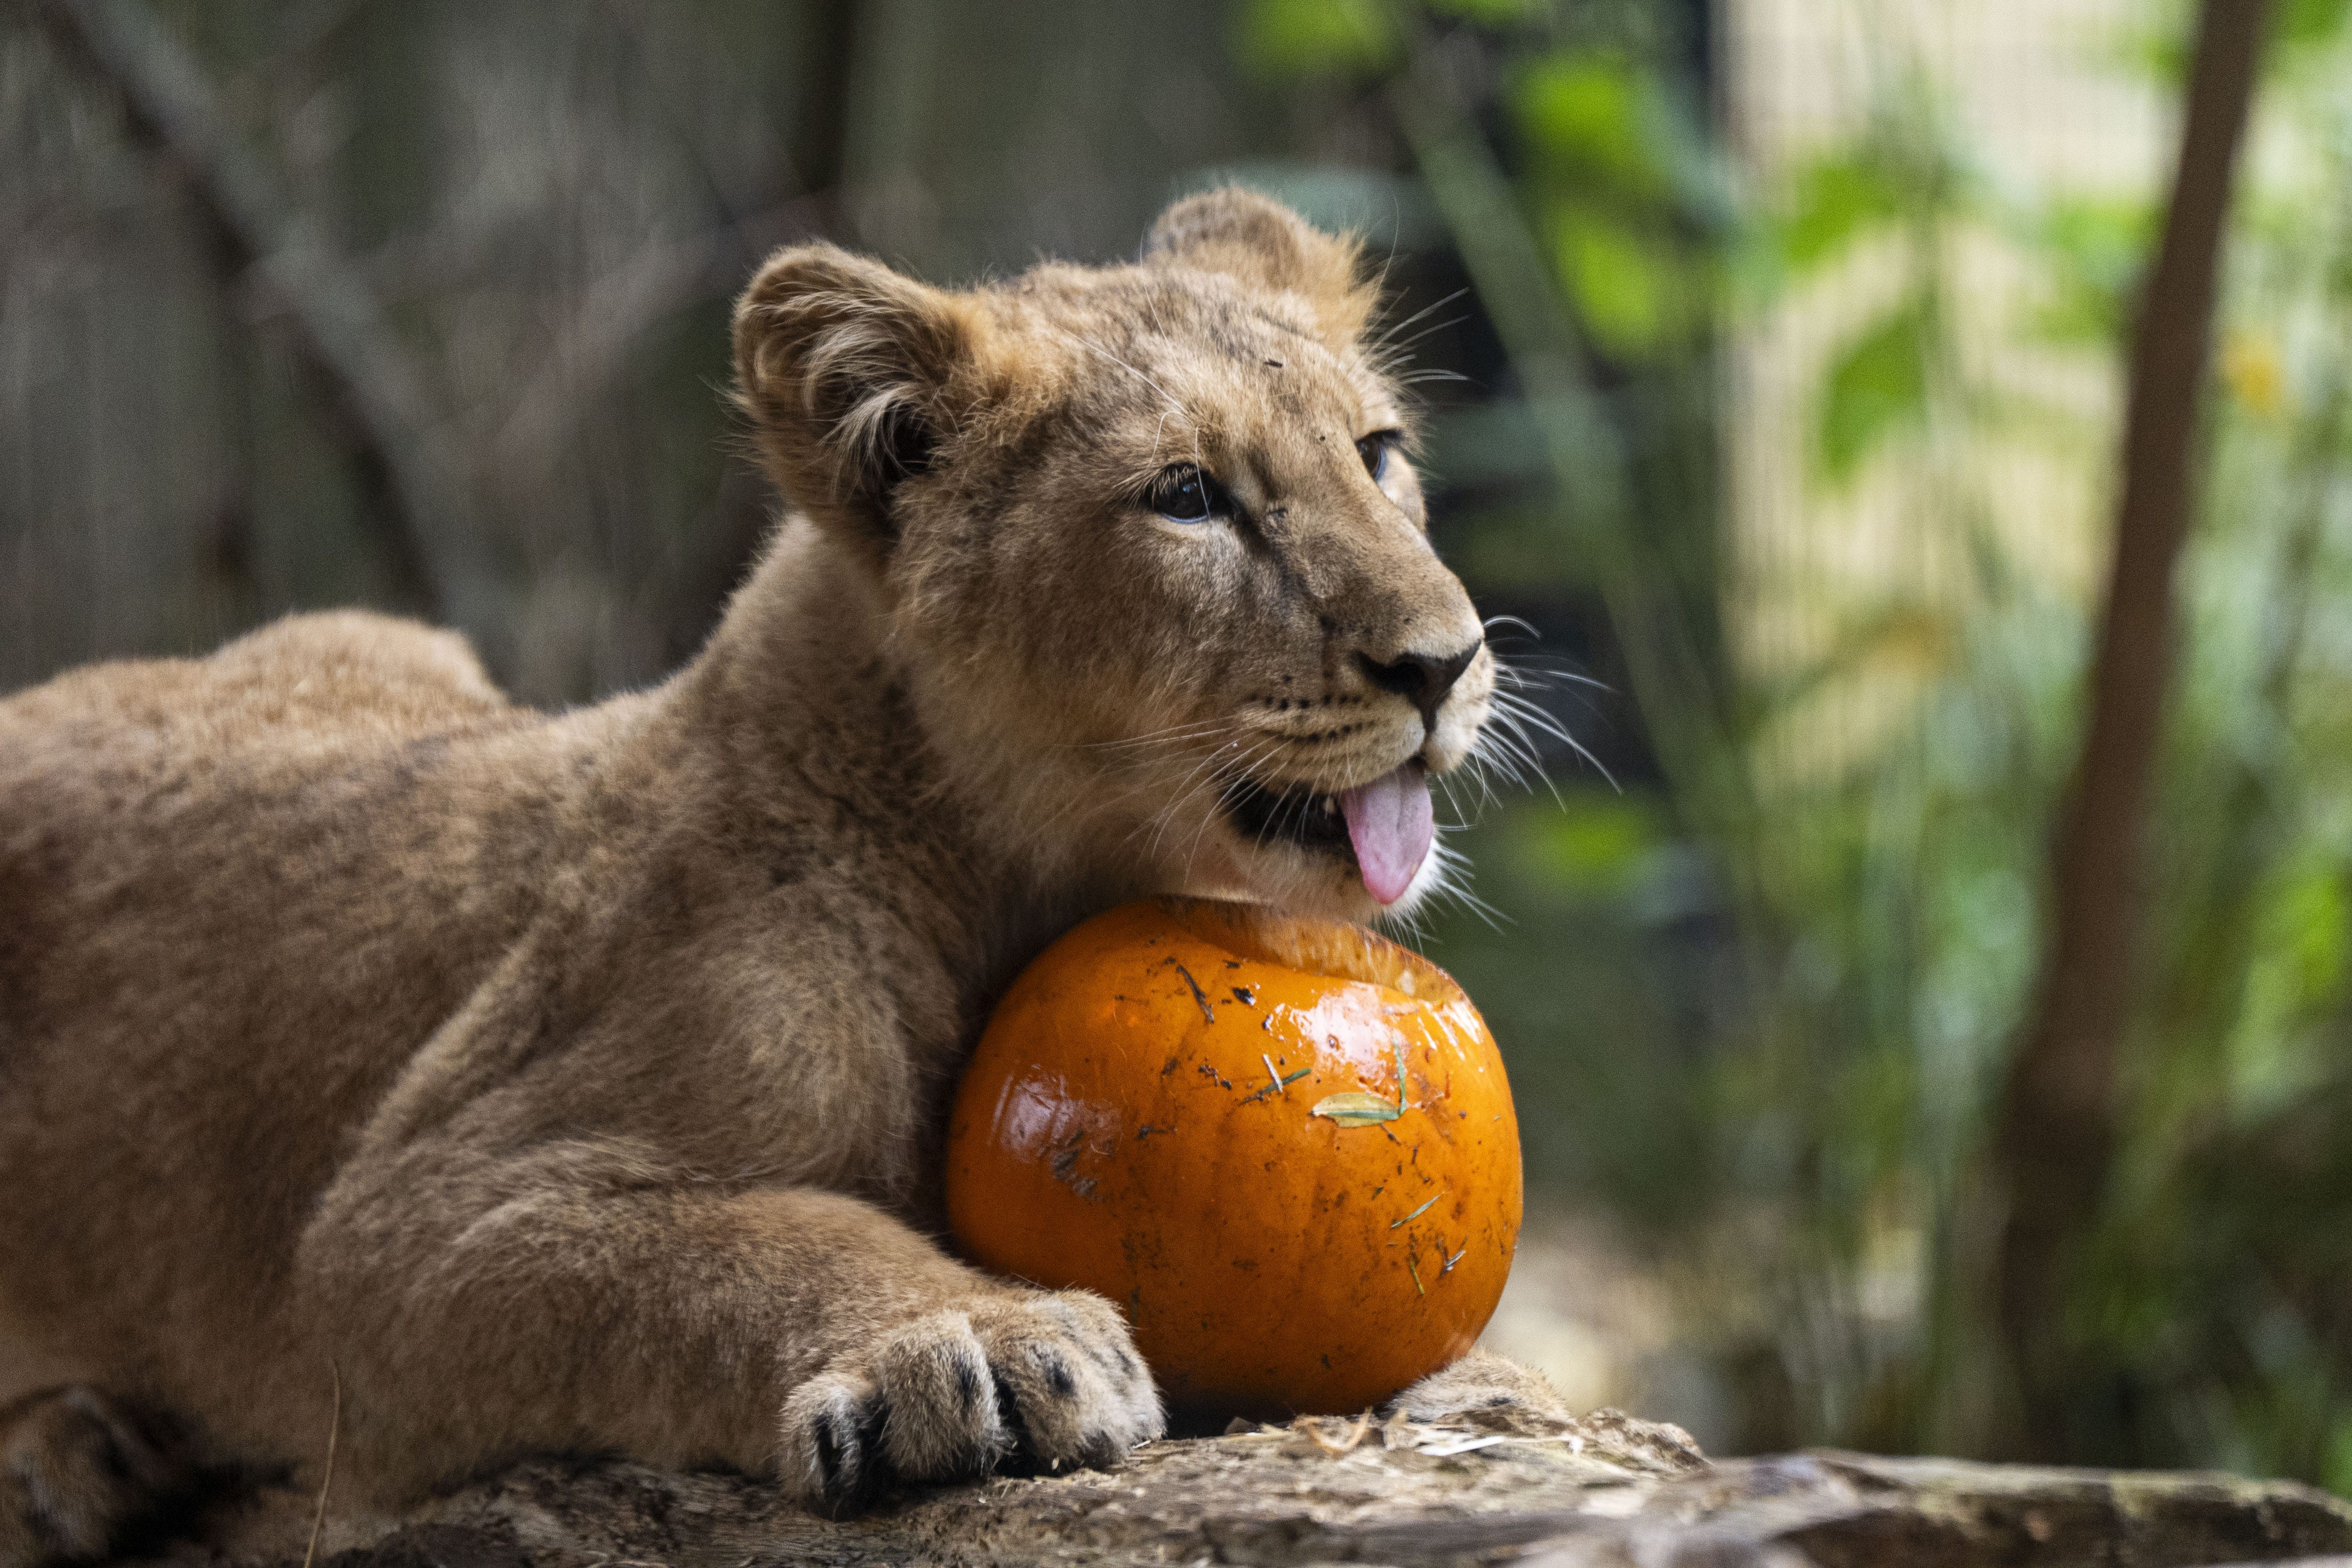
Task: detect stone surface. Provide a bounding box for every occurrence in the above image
[128,1410,2352,1568]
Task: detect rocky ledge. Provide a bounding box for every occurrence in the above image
[138,1408,2352,1568]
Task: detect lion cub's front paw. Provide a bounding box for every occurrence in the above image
[778,1289,1163,1513]
[1382,1348,1574,1432]
[1381,1351,1708,1473]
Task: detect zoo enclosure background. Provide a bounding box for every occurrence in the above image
[8,0,2352,1491]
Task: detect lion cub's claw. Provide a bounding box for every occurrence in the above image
[779,1291,1162,1514]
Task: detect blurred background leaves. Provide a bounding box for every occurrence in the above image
[9,0,2352,1493]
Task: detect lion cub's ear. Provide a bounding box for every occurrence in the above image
[1141,188,1378,345]
[733,243,979,556]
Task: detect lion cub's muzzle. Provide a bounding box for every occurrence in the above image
[1356,642,1480,738]
[1224,633,1487,908]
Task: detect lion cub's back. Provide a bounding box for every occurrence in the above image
[0,609,529,960]
[0,608,529,1045]
[0,608,526,1019]
[0,612,545,1401]
[1,609,508,747]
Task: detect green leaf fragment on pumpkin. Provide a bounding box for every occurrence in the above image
[1391,1191,1445,1228]
[1311,1092,1402,1127]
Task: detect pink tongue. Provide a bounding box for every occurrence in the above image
[1340,765,1434,906]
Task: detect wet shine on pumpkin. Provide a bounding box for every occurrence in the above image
[945,897,1522,1416]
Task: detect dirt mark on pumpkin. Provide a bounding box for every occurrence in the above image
[1048,1130,1106,1201]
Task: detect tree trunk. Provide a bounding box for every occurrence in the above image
[1992,0,2271,1460]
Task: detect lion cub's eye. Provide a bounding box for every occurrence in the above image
[1146,463,1221,524]
[1356,430,1401,483]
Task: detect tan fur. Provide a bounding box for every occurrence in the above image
[0,190,1500,1558]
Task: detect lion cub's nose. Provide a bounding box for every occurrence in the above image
[1358,642,1481,734]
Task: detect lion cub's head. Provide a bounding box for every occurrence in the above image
[733,189,1493,923]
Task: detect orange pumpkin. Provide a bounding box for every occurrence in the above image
[946,896,1522,1417]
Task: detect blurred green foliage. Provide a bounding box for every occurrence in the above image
[1514,49,1709,355]
[1239,0,1398,75]
[1243,0,2352,1483]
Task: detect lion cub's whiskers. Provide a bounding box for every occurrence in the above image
[1076,717,1242,755]
[1156,735,1286,869]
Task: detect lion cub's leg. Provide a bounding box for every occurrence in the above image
[0,1388,190,1567]
[300,1148,1162,1516]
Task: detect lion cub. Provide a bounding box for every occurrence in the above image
[0,189,1524,1557]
